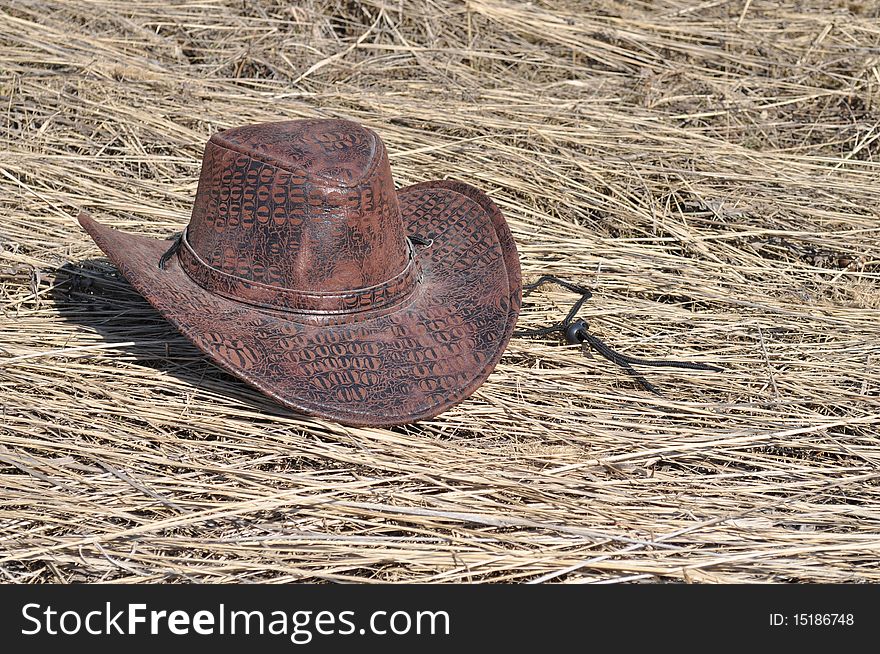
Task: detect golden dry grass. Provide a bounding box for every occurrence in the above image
[1,0,880,583]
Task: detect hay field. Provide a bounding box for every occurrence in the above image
[2,0,880,583]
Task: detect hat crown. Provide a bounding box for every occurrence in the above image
[186,119,410,295]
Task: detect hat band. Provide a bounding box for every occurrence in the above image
[176,229,420,315]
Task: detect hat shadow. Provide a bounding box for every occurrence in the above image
[50,260,312,420]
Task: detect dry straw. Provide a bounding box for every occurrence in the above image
[1,0,879,583]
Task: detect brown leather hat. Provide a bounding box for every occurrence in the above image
[78,119,521,426]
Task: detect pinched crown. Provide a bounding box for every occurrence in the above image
[184,119,411,306]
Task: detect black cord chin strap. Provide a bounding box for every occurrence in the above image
[158,232,184,270]
[514,275,722,395]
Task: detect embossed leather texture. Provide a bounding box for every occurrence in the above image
[78,119,522,426]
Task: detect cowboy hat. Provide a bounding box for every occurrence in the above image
[78,118,521,426]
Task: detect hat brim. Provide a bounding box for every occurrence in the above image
[77,180,521,427]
